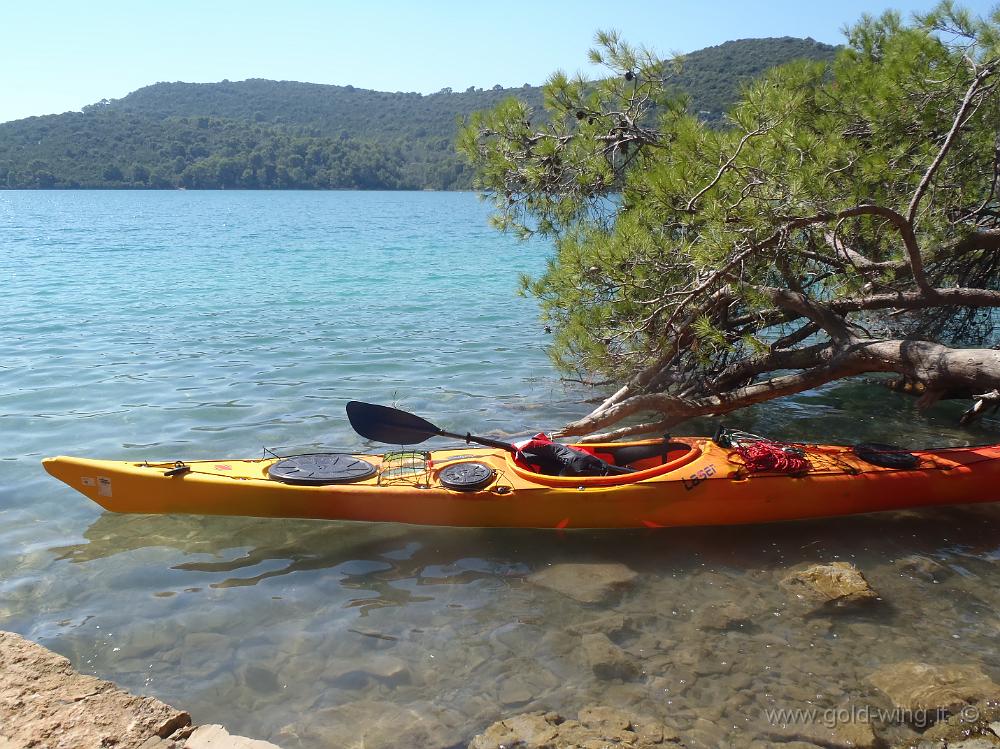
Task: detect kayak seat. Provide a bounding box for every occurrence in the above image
[515,441,634,477]
[593,442,676,468]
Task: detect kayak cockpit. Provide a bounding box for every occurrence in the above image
[507,439,702,487]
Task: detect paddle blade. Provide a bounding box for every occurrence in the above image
[346,401,441,445]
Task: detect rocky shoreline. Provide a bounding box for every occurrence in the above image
[0,630,279,748]
[4,560,1000,749]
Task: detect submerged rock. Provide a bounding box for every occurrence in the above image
[780,562,878,606]
[567,613,633,637]
[283,699,464,749]
[691,602,755,632]
[468,706,684,748]
[764,715,880,749]
[529,562,638,604]
[581,632,640,681]
[324,654,411,687]
[892,554,953,582]
[868,661,1000,717]
[829,719,880,749]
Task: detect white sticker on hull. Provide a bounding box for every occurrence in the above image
[81,477,96,487]
[98,477,112,497]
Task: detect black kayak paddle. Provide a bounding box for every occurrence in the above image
[345,401,635,476]
[346,401,517,452]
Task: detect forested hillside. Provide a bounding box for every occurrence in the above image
[0,37,836,190]
[675,37,838,122]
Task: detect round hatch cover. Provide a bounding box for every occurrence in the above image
[268,454,377,485]
[439,461,496,492]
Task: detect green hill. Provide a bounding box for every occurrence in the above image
[0,85,539,191]
[0,37,837,190]
[676,37,838,122]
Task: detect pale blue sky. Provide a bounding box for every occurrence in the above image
[2,0,997,123]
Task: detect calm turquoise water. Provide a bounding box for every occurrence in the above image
[3,191,1000,748]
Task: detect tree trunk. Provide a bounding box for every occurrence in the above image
[558,338,1000,441]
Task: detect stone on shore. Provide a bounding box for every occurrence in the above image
[868,661,1000,717]
[0,630,281,749]
[468,706,683,748]
[184,724,281,748]
[529,563,638,604]
[780,562,878,606]
[0,630,190,748]
[921,702,1000,745]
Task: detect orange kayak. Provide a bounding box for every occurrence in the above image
[42,437,1000,528]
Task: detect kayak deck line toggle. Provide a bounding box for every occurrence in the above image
[163,461,191,477]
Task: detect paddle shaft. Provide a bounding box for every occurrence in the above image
[437,429,517,453]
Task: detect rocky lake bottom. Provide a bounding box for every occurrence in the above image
[12,500,996,749]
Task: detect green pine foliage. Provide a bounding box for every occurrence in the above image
[460,5,1000,398]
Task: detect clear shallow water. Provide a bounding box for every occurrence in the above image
[2,191,1000,748]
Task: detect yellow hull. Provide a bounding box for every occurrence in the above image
[42,439,1000,529]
